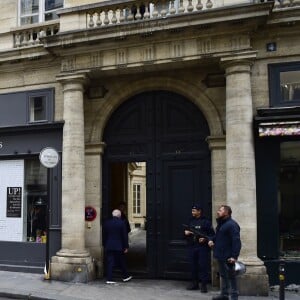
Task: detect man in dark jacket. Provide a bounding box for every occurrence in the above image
[208,205,241,300]
[184,204,215,293]
[103,209,132,284]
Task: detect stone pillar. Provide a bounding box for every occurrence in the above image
[206,135,226,287]
[50,73,95,282]
[85,142,106,278]
[221,54,269,296]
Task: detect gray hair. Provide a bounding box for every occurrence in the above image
[112,209,121,218]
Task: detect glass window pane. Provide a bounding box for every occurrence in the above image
[29,96,47,122]
[45,0,63,11]
[25,159,48,243]
[280,70,300,101]
[45,11,59,21]
[279,142,300,259]
[20,15,39,25]
[21,0,39,15]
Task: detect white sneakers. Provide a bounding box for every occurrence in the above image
[122,276,132,282]
[105,276,132,284]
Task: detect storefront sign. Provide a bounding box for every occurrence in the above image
[85,206,97,221]
[6,187,22,218]
[258,121,300,137]
[39,147,60,168]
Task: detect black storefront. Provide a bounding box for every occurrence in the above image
[254,106,300,285]
[0,89,62,272]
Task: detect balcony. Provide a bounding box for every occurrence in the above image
[8,0,300,49]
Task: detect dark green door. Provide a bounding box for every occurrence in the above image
[103,91,211,279]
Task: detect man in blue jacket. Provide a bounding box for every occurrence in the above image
[184,204,215,293]
[208,205,241,300]
[103,209,132,284]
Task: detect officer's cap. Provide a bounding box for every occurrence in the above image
[191,204,202,211]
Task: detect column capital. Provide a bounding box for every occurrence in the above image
[56,72,90,92]
[220,51,257,76]
[206,135,226,150]
[85,142,106,155]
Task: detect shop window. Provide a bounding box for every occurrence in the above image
[19,0,63,25]
[27,90,53,123]
[25,158,48,243]
[269,62,300,107]
[133,183,141,215]
[0,158,47,243]
[279,141,300,259]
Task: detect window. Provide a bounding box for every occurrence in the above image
[27,89,53,123]
[19,0,63,25]
[0,158,47,243]
[133,184,141,215]
[269,62,300,107]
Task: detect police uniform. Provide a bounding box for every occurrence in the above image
[185,205,215,292]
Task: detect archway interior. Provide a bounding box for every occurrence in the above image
[103,90,211,279]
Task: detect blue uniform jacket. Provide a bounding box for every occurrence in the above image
[212,216,241,261]
[103,217,129,251]
[185,216,215,248]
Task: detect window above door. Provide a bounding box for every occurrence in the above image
[269,62,300,107]
[19,0,63,25]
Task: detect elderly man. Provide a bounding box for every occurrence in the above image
[103,209,132,284]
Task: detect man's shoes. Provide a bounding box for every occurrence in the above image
[122,275,132,282]
[200,283,208,293]
[212,295,229,300]
[106,281,117,284]
[186,282,199,290]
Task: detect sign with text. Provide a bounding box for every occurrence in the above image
[6,187,22,218]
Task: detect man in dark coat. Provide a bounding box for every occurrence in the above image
[208,205,241,300]
[184,204,215,293]
[103,209,132,284]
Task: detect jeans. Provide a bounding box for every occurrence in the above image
[217,260,238,300]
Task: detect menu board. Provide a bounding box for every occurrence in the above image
[7,187,22,218]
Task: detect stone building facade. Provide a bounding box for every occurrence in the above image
[0,0,300,296]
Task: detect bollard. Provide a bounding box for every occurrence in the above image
[279,260,285,300]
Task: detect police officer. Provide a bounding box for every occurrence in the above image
[184,204,215,293]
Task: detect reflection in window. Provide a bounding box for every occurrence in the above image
[280,70,300,102]
[20,0,63,25]
[29,95,47,122]
[133,184,141,215]
[279,142,300,259]
[25,158,48,243]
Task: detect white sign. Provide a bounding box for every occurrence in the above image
[39,147,60,168]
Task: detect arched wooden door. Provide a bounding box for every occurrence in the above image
[103,91,211,279]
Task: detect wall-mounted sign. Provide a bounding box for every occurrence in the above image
[85,206,97,221]
[39,147,60,168]
[7,187,22,218]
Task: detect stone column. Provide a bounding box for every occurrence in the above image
[50,73,95,282]
[206,135,226,287]
[221,53,269,296]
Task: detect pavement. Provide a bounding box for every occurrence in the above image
[0,271,299,300]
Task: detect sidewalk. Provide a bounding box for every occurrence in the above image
[0,271,299,300]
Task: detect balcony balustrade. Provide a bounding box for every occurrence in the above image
[10,0,300,49]
[13,21,59,48]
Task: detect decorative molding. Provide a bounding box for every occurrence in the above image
[61,56,76,72]
[197,38,213,54]
[116,48,128,66]
[170,41,185,60]
[141,45,155,63]
[90,52,102,68]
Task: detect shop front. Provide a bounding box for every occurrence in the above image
[255,107,300,285]
[0,89,62,273]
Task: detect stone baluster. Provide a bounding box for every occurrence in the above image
[206,0,213,9]
[144,4,150,18]
[282,0,290,6]
[196,0,203,10]
[119,8,126,22]
[88,13,94,28]
[96,12,102,26]
[170,0,177,14]
[187,0,194,12]
[103,11,109,25]
[178,0,185,13]
[152,2,159,17]
[135,5,142,20]
[111,10,117,24]
[15,33,21,47]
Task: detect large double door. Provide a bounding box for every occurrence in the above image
[103,91,211,279]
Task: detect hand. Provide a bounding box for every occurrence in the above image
[184,230,193,236]
[208,240,214,248]
[124,248,128,254]
[227,257,236,264]
[199,237,206,244]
